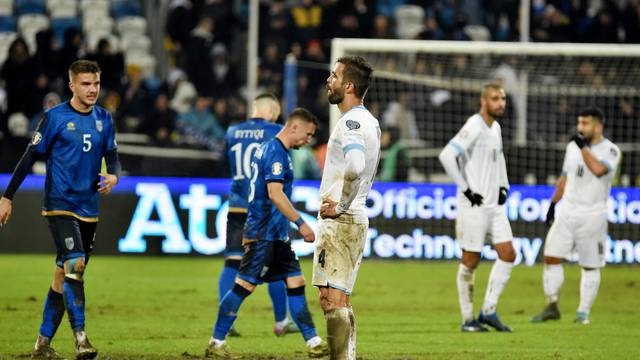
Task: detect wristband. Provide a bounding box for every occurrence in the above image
[294,217,305,227]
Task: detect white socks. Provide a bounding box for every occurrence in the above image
[543,264,564,304]
[482,259,514,315]
[209,337,225,347]
[578,268,600,314]
[306,335,322,348]
[457,264,475,322]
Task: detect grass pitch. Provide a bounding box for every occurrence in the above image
[0,254,638,360]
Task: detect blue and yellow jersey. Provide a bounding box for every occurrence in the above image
[243,138,293,242]
[225,118,282,212]
[30,101,117,221]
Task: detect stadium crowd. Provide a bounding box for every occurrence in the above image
[0,0,639,180]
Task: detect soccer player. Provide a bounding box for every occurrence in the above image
[0,60,120,359]
[532,107,620,325]
[438,83,516,332]
[205,108,329,359]
[314,56,380,360]
[220,93,297,337]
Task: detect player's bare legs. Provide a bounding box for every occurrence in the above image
[319,286,355,360]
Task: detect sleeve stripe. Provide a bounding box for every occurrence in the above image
[342,143,365,154]
[448,141,465,156]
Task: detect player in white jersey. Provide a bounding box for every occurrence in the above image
[438,83,516,332]
[532,107,621,325]
[313,56,379,360]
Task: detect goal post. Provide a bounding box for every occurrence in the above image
[330,38,640,186]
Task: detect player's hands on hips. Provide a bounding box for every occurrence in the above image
[498,187,508,205]
[463,188,483,207]
[546,202,556,226]
[0,197,12,227]
[572,133,587,149]
[320,198,341,219]
[299,223,315,243]
[98,173,118,196]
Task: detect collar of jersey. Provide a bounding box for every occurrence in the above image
[249,117,266,123]
[66,101,93,116]
[341,105,366,116]
[275,137,288,150]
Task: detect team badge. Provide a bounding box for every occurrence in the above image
[346,120,360,130]
[32,132,42,145]
[459,130,468,139]
[272,162,283,175]
[65,237,74,250]
[96,120,103,132]
[67,122,76,131]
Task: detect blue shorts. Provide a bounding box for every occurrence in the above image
[225,212,246,257]
[47,216,96,268]
[238,240,302,285]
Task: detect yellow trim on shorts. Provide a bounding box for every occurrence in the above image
[228,207,248,213]
[242,238,257,246]
[42,210,99,223]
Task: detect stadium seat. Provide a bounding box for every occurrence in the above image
[16,0,46,15]
[0,15,16,32]
[0,0,13,16]
[82,6,110,23]
[48,0,78,19]
[51,17,80,46]
[464,25,491,42]
[125,51,155,77]
[111,0,142,19]
[394,5,425,39]
[82,14,113,34]
[81,0,109,13]
[117,16,147,36]
[85,31,119,52]
[18,14,49,34]
[121,33,150,54]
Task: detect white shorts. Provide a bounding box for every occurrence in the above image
[455,204,513,252]
[544,212,607,268]
[312,217,368,295]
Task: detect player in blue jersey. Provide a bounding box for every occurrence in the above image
[220,93,298,337]
[205,108,329,359]
[0,60,120,360]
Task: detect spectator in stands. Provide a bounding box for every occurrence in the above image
[185,16,215,97]
[58,28,83,89]
[371,14,394,38]
[86,38,125,93]
[32,30,61,91]
[210,43,238,100]
[143,93,177,146]
[259,42,284,95]
[29,92,61,132]
[416,14,445,40]
[290,0,323,45]
[1,38,37,119]
[166,0,197,69]
[378,126,411,182]
[382,92,420,141]
[531,4,572,42]
[177,96,225,147]
[119,65,151,132]
[586,8,620,43]
[260,0,292,57]
[212,97,232,128]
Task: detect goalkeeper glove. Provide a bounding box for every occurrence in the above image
[464,188,483,207]
[498,187,508,205]
[546,202,556,226]
[572,133,587,149]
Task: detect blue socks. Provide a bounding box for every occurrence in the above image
[63,278,85,332]
[213,284,251,340]
[218,259,240,304]
[39,288,65,339]
[268,281,288,322]
[286,286,317,341]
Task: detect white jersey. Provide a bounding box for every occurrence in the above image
[561,138,621,214]
[319,105,381,224]
[449,113,508,206]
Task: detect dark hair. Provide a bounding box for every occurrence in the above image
[254,93,278,102]
[69,60,101,78]
[337,56,373,99]
[578,107,605,124]
[287,107,318,126]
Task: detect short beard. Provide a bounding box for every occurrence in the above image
[328,92,343,105]
[489,110,504,119]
